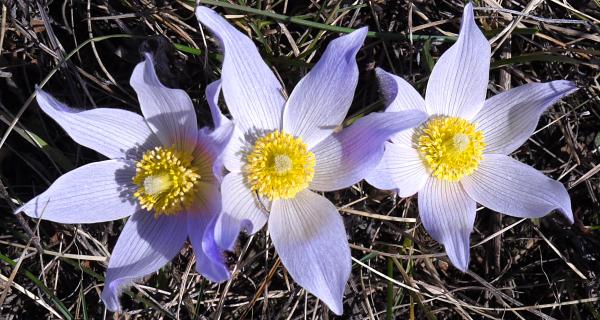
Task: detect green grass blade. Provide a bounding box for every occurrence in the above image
[386,257,394,320]
[491,52,583,69]
[0,252,74,320]
[195,0,455,42]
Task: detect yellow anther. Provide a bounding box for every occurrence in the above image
[417,117,485,181]
[245,131,315,199]
[132,146,200,215]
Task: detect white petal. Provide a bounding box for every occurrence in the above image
[283,28,368,148]
[36,89,160,160]
[101,212,187,311]
[389,127,417,147]
[130,54,198,151]
[365,142,429,197]
[18,160,138,224]
[310,110,426,192]
[418,178,476,271]
[424,3,490,119]
[461,154,573,222]
[376,67,426,114]
[214,172,269,250]
[473,81,577,155]
[196,6,285,133]
[222,127,247,173]
[269,190,350,315]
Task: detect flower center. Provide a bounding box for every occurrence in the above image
[132,146,201,215]
[417,117,485,181]
[245,131,316,200]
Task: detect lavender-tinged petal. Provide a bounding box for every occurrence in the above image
[17,160,137,224]
[196,82,235,182]
[365,143,429,197]
[214,173,268,250]
[205,80,231,129]
[424,3,490,119]
[269,190,350,315]
[101,212,187,311]
[187,183,230,282]
[461,154,573,223]
[202,80,235,178]
[194,214,231,281]
[196,6,285,133]
[363,162,397,191]
[310,110,427,192]
[36,89,159,160]
[283,28,368,148]
[204,122,234,157]
[376,68,426,114]
[418,178,476,271]
[375,68,427,147]
[473,81,577,155]
[130,54,198,151]
[195,125,234,185]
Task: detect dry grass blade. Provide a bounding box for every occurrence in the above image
[339,208,417,223]
[1,0,597,319]
[532,227,588,280]
[0,273,64,319]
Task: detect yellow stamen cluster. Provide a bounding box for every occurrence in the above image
[417,117,485,181]
[133,146,200,215]
[245,131,316,199]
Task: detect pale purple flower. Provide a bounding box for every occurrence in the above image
[18,54,234,311]
[366,3,576,271]
[196,7,426,315]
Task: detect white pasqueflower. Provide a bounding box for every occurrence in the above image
[18,54,234,310]
[367,3,576,271]
[196,6,426,314]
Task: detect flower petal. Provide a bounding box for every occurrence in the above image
[461,154,573,223]
[418,178,476,271]
[375,68,427,147]
[389,127,417,148]
[36,89,159,160]
[196,6,285,133]
[376,68,426,114]
[310,110,427,192]
[101,212,187,311]
[17,160,138,224]
[424,3,490,119]
[187,183,230,282]
[205,79,231,129]
[222,127,246,173]
[269,190,350,315]
[365,143,429,197]
[130,54,198,151]
[282,28,368,148]
[196,81,235,182]
[214,172,268,250]
[473,81,577,155]
[195,125,234,184]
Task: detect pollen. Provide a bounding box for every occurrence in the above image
[245,131,316,200]
[417,117,485,181]
[132,146,201,215]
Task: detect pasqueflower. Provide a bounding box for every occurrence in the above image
[196,7,426,314]
[18,54,233,310]
[367,3,576,271]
